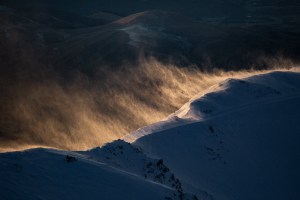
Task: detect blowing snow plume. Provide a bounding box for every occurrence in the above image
[0,57,297,152]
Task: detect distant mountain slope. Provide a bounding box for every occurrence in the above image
[129,70,300,199]
[1,5,300,73]
[55,10,300,71]
[54,13,300,69]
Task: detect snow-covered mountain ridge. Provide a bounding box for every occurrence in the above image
[1,70,300,200]
[131,70,300,200]
[0,140,197,200]
[125,70,300,142]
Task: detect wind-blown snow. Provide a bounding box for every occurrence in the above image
[131,70,300,200]
[125,70,300,142]
[1,70,300,200]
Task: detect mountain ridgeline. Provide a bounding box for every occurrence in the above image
[0,1,300,150]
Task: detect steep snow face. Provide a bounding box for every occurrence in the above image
[131,71,300,200]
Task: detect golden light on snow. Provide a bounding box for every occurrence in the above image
[0,58,298,152]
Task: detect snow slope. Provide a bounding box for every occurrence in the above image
[130,70,300,200]
[0,148,171,200]
[0,141,197,200]
[1,70,300,200]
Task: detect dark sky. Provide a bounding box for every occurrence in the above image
[0,0,298,19]
[0,0,248,18]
